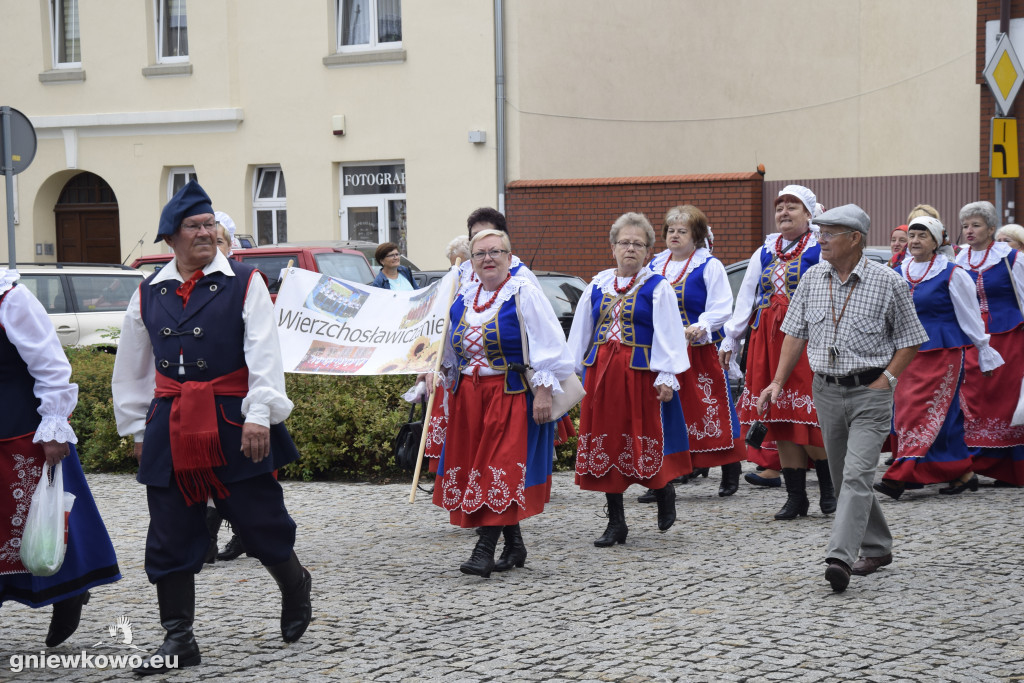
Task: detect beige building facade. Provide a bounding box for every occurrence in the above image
[1,1,978,270]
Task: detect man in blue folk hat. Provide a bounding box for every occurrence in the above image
[112,180,312,674]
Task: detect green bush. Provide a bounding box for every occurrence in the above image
[67,346,578,481]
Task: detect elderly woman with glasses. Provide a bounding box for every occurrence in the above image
[568,212,691,548]
[371,242,417,290]
[646,205,744,497]
[954,201,1024,488]
[873,217,1003,500]
[428,229,575,577]
[719,185,836,520]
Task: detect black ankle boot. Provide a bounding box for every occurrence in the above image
[217,533,246,561]
[815,459,837,514]
[654,483,676,531]
[266,552,313,643]
[494,524,527,572]
[774,468,810,520]
[594,493,628,547]
[460,526,501,577]
[134,573,201,675]
[204,506,221,564]
[637,488,657,503]
[718,462,741,497]
[46,591,90,647]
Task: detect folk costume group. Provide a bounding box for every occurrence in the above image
[5,177,1024,667]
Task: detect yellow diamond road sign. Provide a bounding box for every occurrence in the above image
[985,33,1024,115]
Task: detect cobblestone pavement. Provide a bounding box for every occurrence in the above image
[2,464,1023,683]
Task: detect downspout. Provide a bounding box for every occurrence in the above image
[494,0,506,213]
[1001,0,1015,222]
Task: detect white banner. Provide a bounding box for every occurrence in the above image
[274,267,451,375]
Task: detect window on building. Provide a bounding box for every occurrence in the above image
[167,167,197,200]
[50,0,81,66]
[157,0,189,61]
[254,166,287,245]
[340,162,406,252]
[337,0,402,51]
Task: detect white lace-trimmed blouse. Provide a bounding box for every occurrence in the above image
[0,278,78,444]
[566,268,689,390]
[648,248,733,344]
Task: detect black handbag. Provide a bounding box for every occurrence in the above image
[392,402,425,472]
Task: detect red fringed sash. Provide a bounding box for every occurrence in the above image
[154,367,249,505]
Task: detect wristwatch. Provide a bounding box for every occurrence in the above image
[883,370,898,390]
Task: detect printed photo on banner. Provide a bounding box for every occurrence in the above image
[275,267,452,376]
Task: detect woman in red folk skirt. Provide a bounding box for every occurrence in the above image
[648,206,744,497]
[568,213,691,548]
[427,229,575,578]
[719,185,836,520]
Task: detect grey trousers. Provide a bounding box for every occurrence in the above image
[812,375,893,567]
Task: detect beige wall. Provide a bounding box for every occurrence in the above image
[504,0,979,182]
[0,0,498,270]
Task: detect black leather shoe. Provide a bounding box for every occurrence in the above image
[493,524,527,572]
[694,467,710,478]
[134,573,201,675]
[873,480,904,500]
[851,552,892,576]
[46,591,90,647]
[594,493,628,547]
[774,468,809,520]
[266,552,313,642]
[825,559,851,593]
[460,526,501,577]
[939,474,979,495]
[637,488,657,503]
[814,460,836,514]
[216,534,246,561]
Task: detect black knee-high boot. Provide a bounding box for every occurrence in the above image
[654,483,676,531]
[493,524,527,572]
[815,459,837,514]
[718,462,741,497]
[45,591,90,647]
[774,468,810,520]
[594,493,628,547]
[460,526,501,577]
[134,572,201,675]
[266,551,313,643]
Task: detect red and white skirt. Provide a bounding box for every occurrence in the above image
[677,344,744,468]
[575,341,691,493]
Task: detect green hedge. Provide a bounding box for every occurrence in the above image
[66,346,578,482]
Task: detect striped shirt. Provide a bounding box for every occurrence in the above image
[780,254,928,376]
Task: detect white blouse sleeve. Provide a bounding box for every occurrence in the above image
[722,252,762,343]
[519,284,576,394]
[566,283,598,376]
[240,273,294,426]
[1013,252,1024,307]
[111,285,155,442]
[1,286,78,444]
[949,267,1004,372]
[692,258,734,342]
[514,264,542,290]
[651,279,690,388]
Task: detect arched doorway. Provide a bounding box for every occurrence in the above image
[54,172,121,263]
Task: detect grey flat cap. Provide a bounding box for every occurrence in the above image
[814,204,870,235]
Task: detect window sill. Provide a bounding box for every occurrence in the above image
[38,69,86,84]
[323,49,406,68]
[142,63,193,78]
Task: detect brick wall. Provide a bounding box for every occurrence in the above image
[978,0,1020,221]
[505,173,764,280]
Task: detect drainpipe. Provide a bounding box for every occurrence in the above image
[494,0,506,213]
[1001,0,1015,223]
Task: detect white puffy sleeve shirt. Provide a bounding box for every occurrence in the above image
[112,253,294,442]
[0,283,78,444]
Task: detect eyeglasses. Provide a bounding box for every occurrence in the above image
[471,249,510,261]
[817,230,855,242]
[385,252,401,259]
[180,221,216,233]
[615,240,648,251]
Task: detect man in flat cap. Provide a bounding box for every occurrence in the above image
[756,204,927,593]
[112,180,311,673]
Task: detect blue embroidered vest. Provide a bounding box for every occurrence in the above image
[583,275,662,370]
[897,262,971,352]
[752,241,821,329]
[965,251,1024,334]
[0,286,43,439]
[449,293,527,394]
[670,258,724,346]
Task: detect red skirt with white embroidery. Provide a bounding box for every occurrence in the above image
[432,374,552,527]
[737,293,823,467]
[677,344,744,467]
[423,388,450,474]
[575,341,691,493]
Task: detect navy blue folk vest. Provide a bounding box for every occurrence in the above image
[896,262,971,352]
[583,275,663,370]
[448,292,527,394]
[0,286,43,439]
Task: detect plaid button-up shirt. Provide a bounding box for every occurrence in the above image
[780,254,928,376]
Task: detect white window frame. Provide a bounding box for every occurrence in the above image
[167,167,197,201]
[339,162,406,249]
[49,0,82,68]
[155,0,189,63]
[336,0,402,53]
[253,166,287,246]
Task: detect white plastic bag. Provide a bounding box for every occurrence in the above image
[19,461,76,577]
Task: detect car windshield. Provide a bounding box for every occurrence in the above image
[314,252,374,285]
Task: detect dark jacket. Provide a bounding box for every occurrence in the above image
[371,266,417,290]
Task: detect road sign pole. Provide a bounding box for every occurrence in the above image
[3,106,16,270]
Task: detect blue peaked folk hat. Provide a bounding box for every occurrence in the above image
[156,179,215,242]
